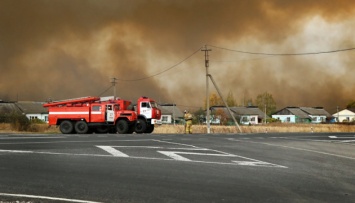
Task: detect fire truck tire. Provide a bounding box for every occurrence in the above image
[59,120,74,134]
[127,124,135,134]
[135,118,147,134]
[116,120,129,134]
[145,124,154,133]
[74,121,89,134]
[95,126,109,134]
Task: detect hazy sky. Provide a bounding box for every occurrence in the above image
[1,0,354,113]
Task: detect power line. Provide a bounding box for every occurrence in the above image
[98,84,113,97]
[115,47,202,82]
[208,44,355,56]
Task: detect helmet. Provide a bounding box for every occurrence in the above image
[184,110,188,113]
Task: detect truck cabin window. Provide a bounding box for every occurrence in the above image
[150,102,158,108]
[141,102,151,108]
[92,106,101,111]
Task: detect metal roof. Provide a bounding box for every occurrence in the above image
[287,108,310,119]
[0,103,22,114]
[211,106,268,119]
[273,107,331,118]
[159,104,184,119]
[299,107,330,116]
[15,102,48,114]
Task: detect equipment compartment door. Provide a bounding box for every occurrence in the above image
[106,105,115,122]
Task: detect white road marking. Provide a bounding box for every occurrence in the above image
[96,146,129,157]
[228,138,355,160]
[329,136,354,139]
[232,161,281,167]
[0,139,287,168]
[94,140,287,168]
[341,140,355,143]
[157,151,191,161]
[0,193,102,203]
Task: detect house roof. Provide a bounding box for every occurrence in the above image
[287,108,310,119]
[0,103,22,114]
[211,106,268,119]
[273,107,331,118]
[299,107,330,117]
[15,102,48,114]
[159,104,184,119]
[332,109,355,117]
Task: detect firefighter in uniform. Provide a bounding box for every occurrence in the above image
[184,110,193,134]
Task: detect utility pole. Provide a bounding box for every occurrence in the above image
[111,77,117,99]
[202,45,212,134]
[265,104,267,124]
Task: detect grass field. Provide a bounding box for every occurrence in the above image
[1,123,355,134]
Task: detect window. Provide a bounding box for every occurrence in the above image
[92,106,101,111]
[162,116,168,122]
[141,102,151,108]
[29,116,38,120]
[114,105,120,110]
[287,117,291,122]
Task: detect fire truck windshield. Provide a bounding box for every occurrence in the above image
[150,102,158,108]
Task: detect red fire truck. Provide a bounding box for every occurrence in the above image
[43,96,161,134]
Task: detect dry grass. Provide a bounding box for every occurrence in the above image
[0,123,59,134]
[154,123,355,134]
[1,123,355,134]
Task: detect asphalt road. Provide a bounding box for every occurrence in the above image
[0,132,354,203]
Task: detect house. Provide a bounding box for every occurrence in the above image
[210,106,268,125]
[15,102,49,123]
[158,104,184,124]
[0,101,48,123]
[272,107,330,123]
[0,101,22,122]
[332,108,355,122]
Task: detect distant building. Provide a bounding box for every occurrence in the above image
[0,101,48,123]
[158,104,184,124]
[210,106,268,125]
[16,102,48,122]
[332,108,355,122]
[272,107,330,123]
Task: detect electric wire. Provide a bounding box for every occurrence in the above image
[115,47,202,82]
[98,84,114,97]
[208,44,355,56]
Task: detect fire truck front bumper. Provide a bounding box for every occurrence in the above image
[151,119,162,125]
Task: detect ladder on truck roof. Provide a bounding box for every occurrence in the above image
[43,96,100,107]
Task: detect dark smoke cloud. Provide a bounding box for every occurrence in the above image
[1,0,355,112]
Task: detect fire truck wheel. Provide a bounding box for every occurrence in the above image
[135,118,147,134]
[74,121,89,134]
[116,120,129,134]
[145,124,154,133]
[59,120,74,134]
[95,126,109,134]
[127,124,135,134]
